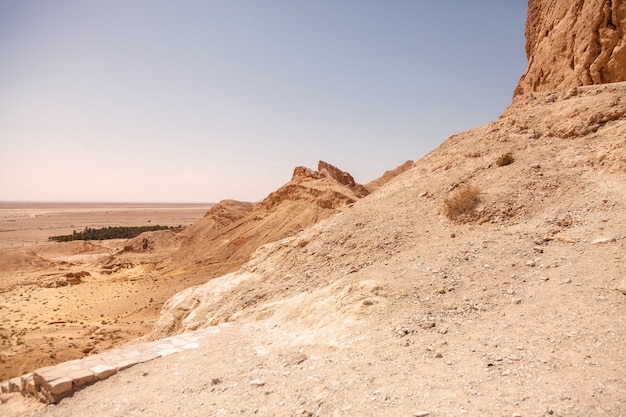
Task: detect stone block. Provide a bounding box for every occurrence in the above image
[98,352,124,363]
[66,369,96,388]
[159,347,183,357]
[134,350,162,363]
[155,343,174,350]
[47,378,73,396]
[90,364,117,380]
[33,366,61,385]
[8,376,22,392]
[21,373,36,395]
[1,380,10,394]
[34,369,74,403]
[120,349,142,358]
[116,358,139,371]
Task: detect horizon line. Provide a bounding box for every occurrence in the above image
[0,200,218,205]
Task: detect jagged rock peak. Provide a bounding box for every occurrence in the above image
[291,166,322,181]
[291,161,369,197]
[514,0,626,97]
[317,160,357,188]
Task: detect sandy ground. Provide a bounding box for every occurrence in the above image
[0,203,212,381]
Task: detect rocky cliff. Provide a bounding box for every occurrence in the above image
[515,0,626,96]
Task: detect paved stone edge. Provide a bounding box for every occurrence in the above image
[1,325,225,404]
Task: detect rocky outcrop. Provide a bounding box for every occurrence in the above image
[148,161,371,339]
[317,161,369,197]
[515,0,626,96]
[262,161,369,211]
[131,161,371,294]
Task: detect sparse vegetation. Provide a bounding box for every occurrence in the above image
[443,183,480,221]
[496,152,515,166]
[48,225,182,242]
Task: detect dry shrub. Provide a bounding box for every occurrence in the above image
[496,152,515,166]
[443,183,480,221]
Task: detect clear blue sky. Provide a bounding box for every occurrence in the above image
[0,1,528,203]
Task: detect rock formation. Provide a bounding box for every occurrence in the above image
[147,161,371,338]
[515,0,626,96]
[149,81,626,342]
[99,161,370,284]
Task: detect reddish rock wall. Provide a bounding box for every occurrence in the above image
[515,0,626,96]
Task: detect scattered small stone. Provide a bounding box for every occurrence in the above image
[249,379,265,387]
[512,413,522,417]
[525,260,535,267]
[501,369,511,376]
[414,412,429,417]
[420,322,436,330]
[533,246,544,253]
[618,278,626,295]
[288,353,308,366]
[592,237,616,245]
[395,327,411,337]
[211,378,222,385]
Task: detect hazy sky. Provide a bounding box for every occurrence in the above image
[0,1,528,203]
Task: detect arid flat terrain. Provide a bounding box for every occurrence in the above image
[0,202,211,248]
[0,203,212,380]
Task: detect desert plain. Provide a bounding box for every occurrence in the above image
[0,202,212,380]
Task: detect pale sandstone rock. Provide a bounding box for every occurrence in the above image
[89,364,117,380]
[21,373,35,395]
[515,0,626,96]
[65,369,96,389]
[45,378,72,396]
[8,377,21,393]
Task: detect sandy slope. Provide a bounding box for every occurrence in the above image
[0,205,212,381]
[4,82,624,417]
[0,163,372,382]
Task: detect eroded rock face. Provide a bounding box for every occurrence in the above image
[515,0,626,96]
